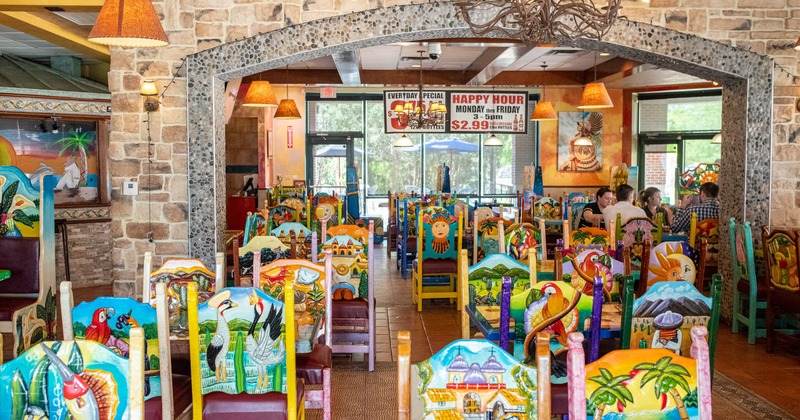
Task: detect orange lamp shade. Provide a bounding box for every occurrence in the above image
[577,82,614,109]
[530,101,557,121]
[274,99,302,119]
[88,0,169,48]
[242,81,278,107]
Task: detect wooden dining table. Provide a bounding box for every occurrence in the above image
[583,302,623,338]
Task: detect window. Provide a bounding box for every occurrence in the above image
[423,134,479,196]
[482,134,514,196]
[308,101,364,133]
[365,101,422,196]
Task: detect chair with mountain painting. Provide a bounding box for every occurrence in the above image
[187,283,304,419]
[730,218,767,344]
[620,275,722,375]
[567,327,712,419]
[0,166,57,358]
[0,331,146,420]
[60,280,189,419]
[412,208,463,312]
[761,226,800,358]
[561,248,627,303]
[233,235,292,286]
[397,330,552,420]
[643,240,707,296]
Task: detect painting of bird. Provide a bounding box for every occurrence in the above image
[84,308,112,345]
[206,290,237,382]
[245,289,285,391]
[40,344,100,420]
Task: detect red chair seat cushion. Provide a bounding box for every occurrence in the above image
[332,297,370,319]
[202,378,305,419]
[0,297,37,321]
[0,237,40,294]
[737,278,766,298]
[144,374,192,418]
[551,383,569,414]
[413,259,457,275]
[296,344,332,384]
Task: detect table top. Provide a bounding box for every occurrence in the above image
[0,269,9,281]
[475,305,516,329]
[583,303,623,331]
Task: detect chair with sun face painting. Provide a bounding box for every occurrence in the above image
[729,218,767,344]
[312,195,341,234]
[397,331,553,420]
[187,283,303,419]
[761,226,800,358]
[412,208,463,312]
[567,327,712,420]
[60,281,190,419]
[0,331,146,420]
[643,240,707,296]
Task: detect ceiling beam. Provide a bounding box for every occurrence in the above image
[0,11,109,62]
[465,44,535,86]
[331,51,361,86]
[0,0,102,12]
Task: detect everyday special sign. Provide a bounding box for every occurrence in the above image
[384,90,528,134]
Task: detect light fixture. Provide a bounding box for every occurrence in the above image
[51,118,59,134]
[274,67,301,119]
[140,79,160,112]
[578,53,613,110]
[531,63,558,121]
[242,81,278,107]
[483,134,503,147]
[88,0,169,48]
[795,36,800,51]
[711,133,722,144]
[392,50,447,131]
[394,133,414,148]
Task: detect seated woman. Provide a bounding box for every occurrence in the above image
[639,187,673,228]
[578,186,612,229]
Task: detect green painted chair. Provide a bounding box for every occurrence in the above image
[729,218,767,344]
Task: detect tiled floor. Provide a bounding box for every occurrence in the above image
[5,243,799,417]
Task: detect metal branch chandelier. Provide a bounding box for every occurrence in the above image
[456,0,623,44]
[393,50,447,130]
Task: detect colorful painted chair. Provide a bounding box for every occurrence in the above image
[729,218,767,344]
[266,204,300,232]
[0,166,57,357]
[561,248,627,302]
[271,222,313,259]
[60,281,190,419]
[473,216,511,263]
[397,197,418,278]
[397,331,553,419]
[233,235,292,286]
[412,209,463,311]
[761,226,800,356]
[188,283,303,419]
[620,275,722,374]
[0,332,146,419]
[254,257,332,417]
[643,240,707,296]
[689,213,720,282]
[504,222,541,263]
[569,227,611,252]
[567,327,712,419]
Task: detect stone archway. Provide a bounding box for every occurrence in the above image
[185,1,772,317]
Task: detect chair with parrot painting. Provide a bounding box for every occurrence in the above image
[560,248,628,303]
[0,329,146,420]
[504,222,541,263]
[187,283,304,419]
[761,226,800,358]
[59,280,190,419]
[567,327,713,419]
[412,207,463,312]
[729,218,767,344]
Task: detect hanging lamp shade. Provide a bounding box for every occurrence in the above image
[577,82,613,109]
[88,0,169,48]
[711,133,722,144]
[242,81,278,107]
[394,134,413,147]
[274,99,302,119]
[483,134,503,147]
[530,101,557,121]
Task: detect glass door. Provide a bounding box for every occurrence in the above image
[306,135,364,205]
[641,142,678,206]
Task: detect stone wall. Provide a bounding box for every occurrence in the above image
[109,0,800,299]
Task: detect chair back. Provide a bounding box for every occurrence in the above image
[645,240,707,294]
[504,222,540,262]
[242,211,265,245]
[236,235,291,280]
[569,227,611,250]
[326,223,370,244]
[312,199,339,231]
[679,163,719,195]
[267,204,299,232]
[561,248,626,302]
[616,216,661,255]
[271,222,313,258]
[323,233,370,301]
[690,215,720,269]
[569,202,588,231]
[533,197,562,222]
[187,284,298,419]
[567,328,712,419]
[419,208,461,262]
[730,218,758,295]
[761,227,800,292]
[0,335,145,420]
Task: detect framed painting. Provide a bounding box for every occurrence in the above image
[0,115,109,207]
[557,111,603,172]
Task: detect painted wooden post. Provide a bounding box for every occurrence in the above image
[59,281,74,341]
[499,276,511,352]
[497,218,505,255]
[397,331,411,420]
[311,232,318,263]
[155,283,175,419]
[142,251,153,303]
[566,332,587,420]
[536,331,552,419]
[215,252,225,291]
[129,327,145,420]
[253,249,262,288]
[459,249,470,339]
[188,283,203,419]
[691,326,713,419]
[609,219,616,252]
[285,280,298,420]
[562,219,569,251]
[539,218,547,262]
[589,275,603,363]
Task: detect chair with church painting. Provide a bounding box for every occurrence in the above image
[567,327,713,419]
[271,221,313,260]
[396,330,552,420]
[729,218,767,344]
[412,208,463,312]
[0,329,146,420]
[642,239,707,296]
[60,280,190,419]
[620,274,722,374]
[761,226,800,358]
[186,282,305,419]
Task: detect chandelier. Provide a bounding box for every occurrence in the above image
[456,0,623,44]
[393,50,447,130]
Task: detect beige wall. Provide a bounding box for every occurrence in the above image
[271,87,308,186]
[110,0,800,296]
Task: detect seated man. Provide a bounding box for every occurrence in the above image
[602,184,647,229]
[670,182,720,234]
[579,186,612,229]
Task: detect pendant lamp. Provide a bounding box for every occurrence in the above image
[88,0,169,48]
[242,81,278,107]
[483,134,503,146]
[531,63,558,121]
[274,67,302,119]
[394,133,413,148]
[711,133,722,144]
[577,53,613,110]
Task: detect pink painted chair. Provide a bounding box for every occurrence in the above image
[567,326,712,419]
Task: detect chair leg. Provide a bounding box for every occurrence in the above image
[731,290,741,334]
[323,368,331,420]
[747,295,759,345]
[766,300,775,353]
[417,273,423,312]
[369,312,375,372]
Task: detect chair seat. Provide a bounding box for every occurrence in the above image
[413,258,457,275]
[144,374,192,418]
[332,297,371,319]
[737,278,767,298]
[0,297,37,321]
[551,383,569,414]
[296,344,332,385]
[769,287,800,309]
[202,378,305,419]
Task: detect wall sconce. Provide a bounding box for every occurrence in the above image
[140,79,160,112]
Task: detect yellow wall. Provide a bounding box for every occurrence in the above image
[270,87,307,186]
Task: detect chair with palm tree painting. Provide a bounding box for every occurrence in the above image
[569,227,611,253]
[567,327,713,419]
